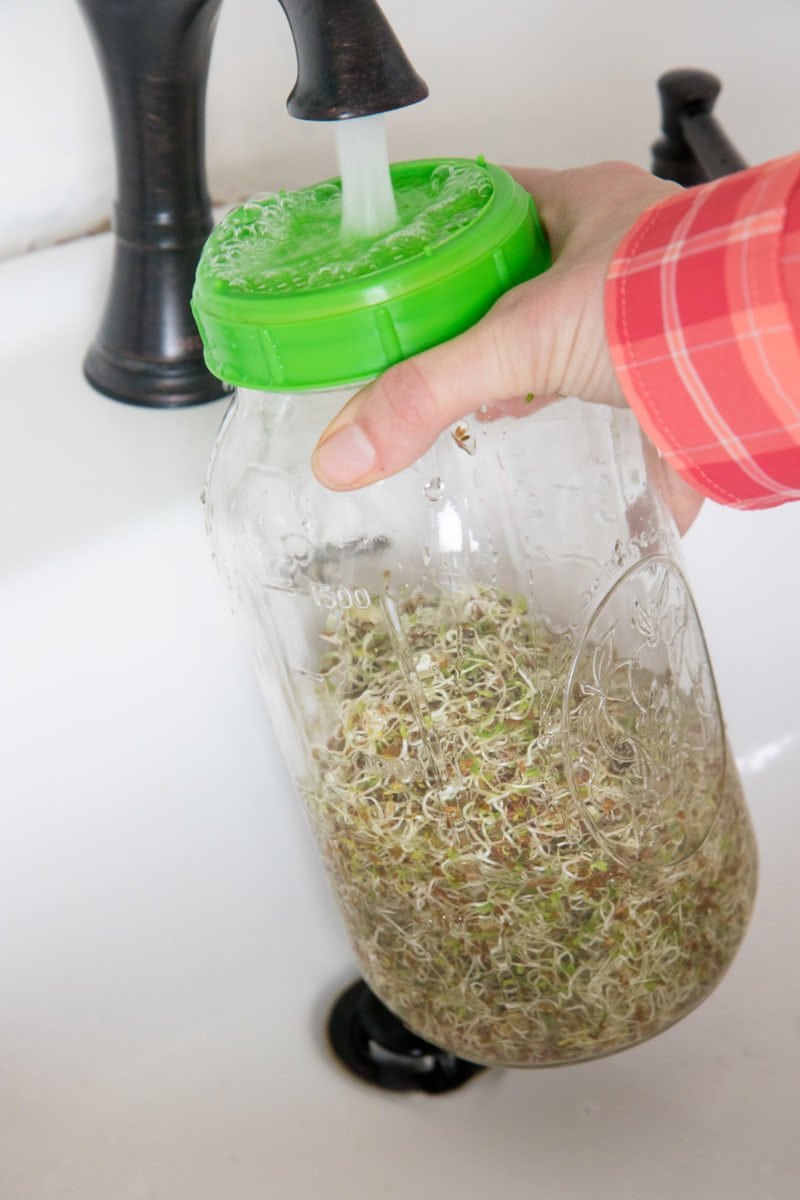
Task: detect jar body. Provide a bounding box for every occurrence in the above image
[206,387,757,1068]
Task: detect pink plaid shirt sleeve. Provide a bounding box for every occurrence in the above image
[605,154,800,509]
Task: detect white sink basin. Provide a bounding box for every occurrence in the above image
[1,234,798,1199]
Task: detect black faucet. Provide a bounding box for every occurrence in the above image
[75,0,428,408]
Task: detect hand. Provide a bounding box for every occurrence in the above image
[311,161,705,534]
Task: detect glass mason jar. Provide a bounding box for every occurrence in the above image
[193,159,757,1068]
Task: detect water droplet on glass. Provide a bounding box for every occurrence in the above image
[282,532,314,567]
[423,473,444,502]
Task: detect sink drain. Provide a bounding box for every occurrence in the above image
[327,980,486,1094]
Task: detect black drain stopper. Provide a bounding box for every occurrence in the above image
[327,980,486,1094]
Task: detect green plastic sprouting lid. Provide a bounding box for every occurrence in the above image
[192,157,551,392]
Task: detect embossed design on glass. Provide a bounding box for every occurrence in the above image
[565,556,724,869]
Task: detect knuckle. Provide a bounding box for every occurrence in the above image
[368,359,433,437]
[486,286,544,378]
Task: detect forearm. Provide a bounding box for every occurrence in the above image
[605,154,800,509]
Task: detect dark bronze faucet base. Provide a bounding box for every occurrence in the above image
[79,215,230,408]
[82,346,229,410]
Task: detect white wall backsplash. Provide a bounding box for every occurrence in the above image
[1,0,799,259]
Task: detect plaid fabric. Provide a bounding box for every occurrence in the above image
[606,155,800,509]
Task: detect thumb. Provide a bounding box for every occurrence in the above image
[311,284,555,490]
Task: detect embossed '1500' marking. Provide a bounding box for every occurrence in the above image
[310,582,372,611]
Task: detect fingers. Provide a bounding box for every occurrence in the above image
[311,289,544,490]
[309,160,668,492]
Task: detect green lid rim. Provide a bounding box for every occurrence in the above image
[192,157,551,390]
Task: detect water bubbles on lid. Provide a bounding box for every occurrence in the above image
[202,160,496,293]
[242,200,267,219]
[386,229,425,258]
[224,208,249,229]
[475,176,494,204]
[313,182,341,205]
[315,262,349,286]
[429,164,455,196]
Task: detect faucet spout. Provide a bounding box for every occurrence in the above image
[277,0,428,120]
[76,0,428,408]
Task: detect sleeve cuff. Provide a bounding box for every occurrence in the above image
[605,156,800,509]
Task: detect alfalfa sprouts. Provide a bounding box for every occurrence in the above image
[305,587,757,1067]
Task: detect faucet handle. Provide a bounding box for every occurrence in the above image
[278,0,428,120]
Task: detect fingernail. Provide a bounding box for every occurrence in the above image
[313,424,376,487]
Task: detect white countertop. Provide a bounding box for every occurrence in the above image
[1,232,799,1200]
